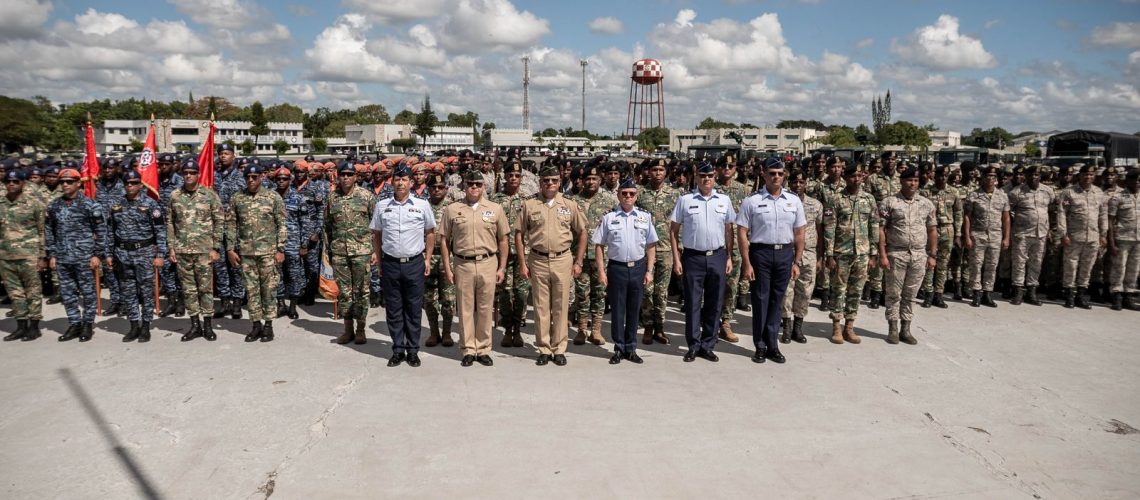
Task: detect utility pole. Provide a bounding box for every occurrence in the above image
[521,56,530,131]
[580,59,588,131]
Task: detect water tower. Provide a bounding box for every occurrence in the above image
[626,58,665,137]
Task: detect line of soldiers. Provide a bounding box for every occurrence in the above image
[1,149,1136,359]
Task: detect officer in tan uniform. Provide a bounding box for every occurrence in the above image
[780,170,822,344]
[440,170,510,367]
[1057,163,1109,309]
[963,165,1010,307]
[878,166,937,344]
[1006,165,1054,305]
[517,166,587,367]
[1108,169,1139,310]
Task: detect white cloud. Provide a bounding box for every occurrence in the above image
[168,0,263,30]
[303,14,408,83]
[1085,22,1140,49]
[437,0,550,54]
[0,0,52,39]
[589,16,624,34]
[343,0,449,23]
[891,15,997,70]
[855,38,873,49]
[674,9,696,27]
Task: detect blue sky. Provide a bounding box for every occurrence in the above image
[1,0,1137,135]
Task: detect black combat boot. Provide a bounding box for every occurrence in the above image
[818,293,830,311]
[103,302,122,316]
[970,291,981,307]
[867,291,880,309]
[123,321,141,342]
[4,320,28,341]
[287,299,299,320]
[736,292,750,312]
[1010,286,1023,305]
[1111,292,1123,311]
[1125,293,1137,311]
[1063,288,1075,308]
[138,322,151,343]
[260,321,274,342]
[980,291,997,307]
[779,318,790,344]
[951,280,962,300]
[921,291,933,308]
[182,316,202,342]
[231,298,243,319]
[160,296,178,318]
[245,321,262,342]
[58,323,82,342]
[78,322,94,342]
[369,291,381,308]
[23,320,41,341]
[1024,286,1042,306]
[276,298,288,318]
[202,317,217,341]
[173,294,185,317]
[46,294,61,305]
[790,317,806,344]
[1075,287,1091,309]
[932,292,948,308]
[213,298,229,319]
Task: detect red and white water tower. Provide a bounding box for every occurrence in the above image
[626,58,665,137]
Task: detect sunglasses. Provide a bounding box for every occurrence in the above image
[431,185,448,189]
[275,177,291,181]
[506,173,521,178]
[4,179,21,184]
[697,174,714,178]
[126,181,142,185]
[340,172,356,177]
[245,175,261,180]
[467,183,484,188]
[541,178,559,184]
[764,171,786,177]
[60,180,78,185]
[619,191,637,197]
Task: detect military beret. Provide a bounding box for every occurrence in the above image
[5,169,27,182]
[62,160,79,170]
[392,164,411,178]
[30,167,43,176]
[842,164,860,177]
[244,164,265,176]
[762,157,785,170]
[1104,166,1123,176]
[458,150,474,160]
[123,170,143,182]
[181,159,200,173]
[881,151,896,160]
[337,161,356,174]
[58,168,81,180]
[1077,163,1095,174]
[271,167,290,178]
[158,153,176,164]
[1023,165,1038,176]
[787,170,804,182]
[463,169,484,184]
[980,165,999,176]
[0,158,18,169]
[1012,165,1025,174]
[960,160,977,172]
[219,143,236,153]
[235,157,250,167]
[1125,169,1139,181]
[825,156,843,167]
[696,161,714,174]
[581,165,602,178]
[503,160,522,174]
[429,174,447,187]
[538,165,560,178]
[899,166,919,179]
[104,158,121,169]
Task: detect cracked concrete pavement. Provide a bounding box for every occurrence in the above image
[0,298,1137,499]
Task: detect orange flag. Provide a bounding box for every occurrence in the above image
[137,118,160,199]
[198,121,216,188]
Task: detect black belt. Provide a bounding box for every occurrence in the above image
[682,247,724,256]
[533,248,571,258]
[117,238,156,251]
[455,252,495,261]
[608,258,646,268]
[382,253,422,263]
[749,243,791,250]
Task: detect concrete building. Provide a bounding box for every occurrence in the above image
[668,127,821,154]
[929,130,962,148]
[483,128,636,156]
[94,119,307,155]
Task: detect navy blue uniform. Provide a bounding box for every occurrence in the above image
[106,195,168,322]
[277,187,307,299]
[213,165,246,300]
[95,178,126,307]
[157,173,184,298]
[46,195,107,324]
[299,179,328,299]
[593,206,659,354]
[670,190,736,353]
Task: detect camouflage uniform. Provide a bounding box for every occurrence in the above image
[325,185,377,320]
[572,189,617,333]
[227,189,287,321]
[782,193,822,319]
[920,184,962,295]
[1057,184,1108,289]
[46,195,107,324]
[809,177,846,296]
[167,186,223,317]
[637,182,680,332]
[422,196,455,334]
[824,188,879,322]
[716,179,751,328]
[277,187,307,300]
[157,173,184,301]
[214,165,248,302]
[1109,187,1139,297]
[491,189,529,334]
[1007,183,1054,288]
[0,191,46,321]
[964,188,1010,292]
[865,172,900,298]
[106,193,167,323]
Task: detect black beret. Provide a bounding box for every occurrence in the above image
[899,166,919,179]
[244,164,265,176]
[463,169,483,183]
[1125,169,1139,181]
[123,170,143,182]
[158,153,176,164]
[842,164,860,177]
[582,165,602,178]
[181,159,200,173]
[337,161,356,174]
[960,160,977,172]
[429,174,447,187]
[503,160,522,174]
[5,169,27,181]
[219,143,236,153]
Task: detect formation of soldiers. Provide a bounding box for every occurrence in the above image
[0,147,1136,365]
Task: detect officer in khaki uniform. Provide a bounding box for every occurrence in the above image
[780,170,822,344]
[1108,169,1139,310]
[1006,165,1054,305]
[517,166,587,367]
[440,170,510,367]
[878,166,937,344]
[963,165,1010,307]
[1057,163,1109,309]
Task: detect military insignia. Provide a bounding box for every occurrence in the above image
[557,206,571,216]
[152,209,162,218]
[824,208,833,216]
[481,210,495,222]
[879,208,891,218]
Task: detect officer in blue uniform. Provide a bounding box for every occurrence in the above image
[95,157,126,315]
[669,161,736,362]
[298,162,329,306]
[737,158,807,364]
[594,178,658,364]
[370,164,436,368]
[273,166,306,319]
[156,153,185,317]
[213,146,248,319]
[46,168,107,342]
[106,170,168,342]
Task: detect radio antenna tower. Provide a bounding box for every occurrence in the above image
[580,59,588,131]
[521,56,531,131]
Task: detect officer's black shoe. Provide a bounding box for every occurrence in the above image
[779,318,791,344]
[387,352,406,367]
[626,352,644,364]
[276,299,288,318]
[22,320,41,341]
[138,323,151,343]
[46,294,61,305]
[970,293,981,307]
[202,318,217,341]
[766,350,786,364]
[213,298,229,319]
[103,302,122,316]
[59,323,82,342]
[980,292,998,308]
[751,351,766,364]
[1010,286,1023,305]
[4,310,13,318]
[609,352,622,365]
[4,320,28,341]
[697,350,719,362]
[535,354,551,366]
[245,321,262,342]
[407,353,422,367]
[1063,288,1075,308]
[1075,287,1091,309]
[260,321,274,342]
[1024,286,1042,306]
[867,291,880,309]
[1111,292,1123,311]
[476,355,493,366]
[921,293,933,308]
[369,291,381,308]
[287,299,299,320]
[123,321,140,342]
[182,316,202,342]
[683,350,697,363]
[791,317,807,343]
[231,300,243,320]
[552,354,567,366]
[461,355,475,367]
[78,322,94,342]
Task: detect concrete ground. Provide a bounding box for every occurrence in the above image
[0,295,1137,500]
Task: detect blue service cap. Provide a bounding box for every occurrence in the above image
[5,169,27,182]
[236,157,250,167]
[182,159,200,173]
[696,161,714,174]
[762,157,785,170]
[30,167,44,176]
[392,164,411,178]
[618,177,638,191]
[219,143,236,153]
[62,160,79,170]
[244,164,265,176]
[45,166,60,175]
[158,153,176,164]
[123,170,143,182]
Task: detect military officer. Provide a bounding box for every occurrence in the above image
[963,165,1011,307]
[714,153,751,343]
[440,170,510,367]
[670,161,736,362]
[106,170,167,342]
[423,173,456,348]
[1,169,47,341]
[46,168,107,342]
[1108,169,1139,310]
[878,166,937,344]
[636,159,679,345]
[227,164,287,342]
[780,170,823,344]
[95,158,127,315]
[370,165,436,368]
[517,166,587,367]
[272,167,306,320]
[156,153,185,318]
[326,162,378,345]
[213,144,247,319]
[299,161,329,307]
[1006,165,1054,305]
[823,164,879,344]
[595,178,657,364]
[865,152,900,309]
[1057,163,1108,309]
[570,161,615,346]
[167,159,222,341]
[490,160,528,348]
[810,156,847,311]
[919,165,962,308]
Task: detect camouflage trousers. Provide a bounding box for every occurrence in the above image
[58,262,97,323]
[922,226,954,293]
[868,260,884,293]
[277,254,305,299]
[829,253,869,322]
[886,249,927,322]
[640,248,673,329]
[968,235,1001,292]
[213,236,245,299]
[113,247,157,323]
[423,253,455,324]
[1062,240,1099,288]
[241,255,279,322]
[333,254,370,320]
[496,254,529,329]
[782,250,817,319]
[0,259,42,320]
[574,258,606,319]
[101,260,121,305]
[1010,235,1047,287]
[176,253,214,317]
[1110,240,1139,294]
[1041,242,1064,290]
[720,250,742,325]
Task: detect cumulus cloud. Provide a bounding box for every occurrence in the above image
[892,15,997,70]
[344,0,449,23]
[168,0,264,30]
[0,0,52,40]
[855,38,874,49]
[303,14,408,83]
[1085,22,1140,49]
[589,16,624,34]
[437,0,550,54]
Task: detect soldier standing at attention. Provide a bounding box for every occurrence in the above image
[865,152,900,309]
[156,153,185,318]
[106,170,167,343]
[595,178,657,364]
[1006,165,1054,306]
[810,156,847,311]
[517,166,587,367]
[823,164,879,345]
[878,166,937,345]
[95,158,126,314]
[636,159,678,345]
[714,153,750,343]
[671,161,736,362]
[272,167,306,320]
[490,160,528,348]
[570,162,615,347]
[1108,169,1139,310]
[214,144,247,319]
[1056,164,1109,309]
[963,165,1011,308]
[780,170,822,344]
[326,162,378,346]
[919,165,961,308]
[47,168,107,342]
[167,159,222,342]
[440,170,510,367]
[1,169,47,341]
[227,164,287,342]
[423,173,456,348]
[371,165,436,368]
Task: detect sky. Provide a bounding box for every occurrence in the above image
[0,0,1138,136]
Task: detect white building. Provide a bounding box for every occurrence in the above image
[94,119,307,154]
[483,128,636,155]
[929,130,962,148]
[668,127,821,154]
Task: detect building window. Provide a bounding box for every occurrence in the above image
[784,135,798,140]
[765,135,778,140]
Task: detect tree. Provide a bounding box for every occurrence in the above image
[483,121,496,130]
[390,137,417,150]
[249,101,269,148]
[636,127,670,151]
[239,139,255,156]
[207,96,218,119]
[311,137,327,153]
[877,121,931,149]
[0,96,44,152]
[393,109,416,125]
[965,127,1014,149]
[777,119,827,130]
[819,127,860,147]
[537,128,559,137]
[273,139,290,156]
[1024,142,1041,158]
[265,103,304,123]
[854,124,874,145]
[696,117,737,129]
[412,95,438,150]
[871,90,891,143]
[354,104,390,124]
[129,138,144,152]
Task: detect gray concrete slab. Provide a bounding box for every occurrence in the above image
[1,297,1137,499]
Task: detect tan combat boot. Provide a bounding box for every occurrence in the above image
[719,322,739,343]
[440,316,455,347]
[354,317,367,345]
[335,314,355,345]
[574,316,589,345]
[843,320,861,344]
[830,320,844,344]
[425,315,441,347]
[589,315,606,345]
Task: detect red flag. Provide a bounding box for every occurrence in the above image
[137,120,160,199]
[82,122,99,198]
[198,121,216,188]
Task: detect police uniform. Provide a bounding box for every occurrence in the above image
[1108,169,1139,310]
[879,167,937,344]
[570,163,616,346]
[273,167,307,319]
[489,161,529,348]
[156,153,185,317]
[1057,164,1109,308]
[106,170,168,341]
[167,159,223,341]
[95,161,127,314]
[327,162,378,345]
[0,169,46,341]
[1006,166,1054,305]
[227,164,287,342]
[46,168,107,342]
[423,174,456,348]
[298,168,329,306]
